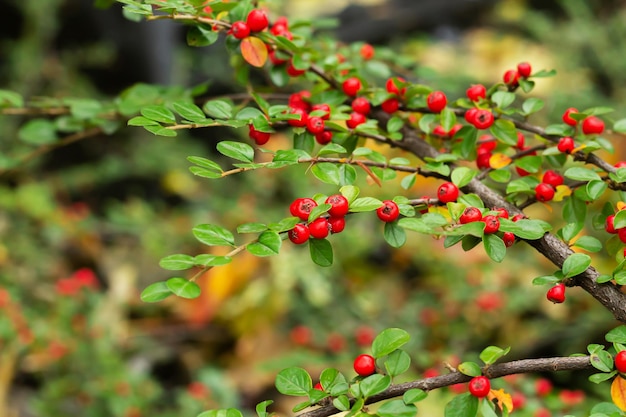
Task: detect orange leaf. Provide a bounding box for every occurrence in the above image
[617,201,626,211]
[487,388,513,413]
[612,376,626,411]
[241,36,268,68]
[489,153,512,169]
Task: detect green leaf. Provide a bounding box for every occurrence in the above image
[498,218,550,240]
[360,374,392,398]
[488,169,511,183]
[614,119,626,134]
[515,155,542,173]
[275,367,312,396]
[562,253,591,278]
[318,143,347,155]
[333,396,350,411]
[489,119,518,146]
[193,254,232,267]
[197,409,243,417]
[440,108,457,132]
[18,119,58,144]
[0,89,24,107]
[401,173,416,190]
[193,224,235,246]
[606,326,626,344]
[350,197,383,212]
[159,254,196,270]
[128,116,159,126]
[586,180,607,201]
[372,328,410,358]
[268,217,300,233]
[203,99,233,119]
[590,350,614,372]
[451,167,477,187]
[216,141,255,163]
[256,400,274,417]
[398,218,434,234]
[377,400,417,417]
[522,97,544,115]
[309,238,333,267]
[387,116,404,133]
[564,167,601,182]
[166,277,201,299]
[173,101,207,122]
[403,389,428,404]
[308,204,331,222]
[186,25,219,46]
[479,346,510,365]
[340,185,360,204]
[491,91,516,109]
[384,222,406,248]
[237,223,268,234]
[444,393,478,417]
[140,281,172,303]
[572,236,603,252]
[247,231,281,256]
[445,222,485,238]
[141,105,176,123]
[188,156,223,171]
[532,275,561,285]
[589,372,617,384]
[458,361,482,377]
[483,233,506,263]
[311,163,340,185]
[384,349,411,377]
[143,124,177,137]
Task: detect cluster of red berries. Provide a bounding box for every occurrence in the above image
[503,62,532,88]
[288,195,349,243]
[561,107,605,135]
[285,91,334,143]
[229,9,269,40]
[534,169,564,203]
[458,206,519,246]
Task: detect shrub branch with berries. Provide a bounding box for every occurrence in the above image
[6,0,626,416]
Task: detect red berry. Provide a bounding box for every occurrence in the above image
[355,326,376,347]
[381,98,400,114]
[503,231,515,247]
[615,161,626,168]
[503,69,520,86]
[516,131,525,149]
[433,125,447,137]
[468,376,491,398]
[477,138,497,155]
[449,124,463,138]
[353,354,376,377]
[615,351,626,373]
[306,116,325,134]
[325,194,349,217]
[231,21,250,39]
[342,77,362,96]
[437,182,459,204]
[246,9,269,32]
[311,103,331,120]
[290,325,311,345]
[288,91,311,111]
[535,183,555,202]
[557,136,575,153]
[493,207,509,219]
[386,77,406,96]
[268,49,287,65]
[464,108,479,124]
[360,43,374,60]
[511,214,525,222]
[546,283,565,303]
[476,153,492,170]
[466,84,486,102]
[328,216,346,234]
[542,170,564,187]
[315,131,333,145]
[517,62,532,78]
[347,112,367,129]
[376,200,400,222]
[287,108,309,128]
[606,214,618,234]
[288,223,310,244]
[351,97,371,115]
[427,91,447,113]
[309,217,330,239]
[618,227,626,244]
[286,60,306,77]
[290,197,318,220]
[535,378,553,396]
[313,382,323,391]
[472,109,494,129]
[562,107,578,126]
[459,207,482,224]
[482,215,500,234]
[582,116,605,135]
[248,124,271,145]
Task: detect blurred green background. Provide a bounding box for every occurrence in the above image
[1,0,626,416]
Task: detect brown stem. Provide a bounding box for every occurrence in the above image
[297,356,592,417]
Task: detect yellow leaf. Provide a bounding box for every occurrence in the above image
[489,153,512,169]
[572,143,587,153]
[241,36,268,68]
[553,184,572,202]
[429,205,451,221]
[612,376,626,411]
[617,201,626,211]
[487,388,513,412]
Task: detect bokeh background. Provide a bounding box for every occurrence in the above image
[2,0,626,416]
